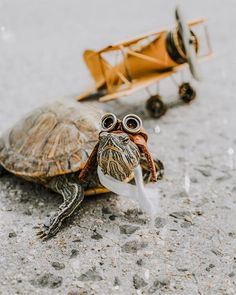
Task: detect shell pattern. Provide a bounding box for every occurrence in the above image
[0,101,102,178]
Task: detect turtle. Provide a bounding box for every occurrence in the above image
[0,101,164,239]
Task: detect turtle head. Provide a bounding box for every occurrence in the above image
[97,113,142,181]
[79,113,158,183]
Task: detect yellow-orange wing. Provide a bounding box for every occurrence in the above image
[96,18,206,53]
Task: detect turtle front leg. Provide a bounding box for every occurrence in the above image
[37,175,84,240]
[140,157,164,183]
[0,165,6,177]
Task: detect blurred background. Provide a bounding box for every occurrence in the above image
[0,0,235,128]
[0,1,235,294]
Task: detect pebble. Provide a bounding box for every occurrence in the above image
[148,277,170,293]
[190,177,198,183]
[114,276,120,286]
[8,232,17,238]
[136,259,143,266]
[30,273,62,289]
[109,214,117,220]
[70,249,79,258]
[169,211,193,223]
[124,208,143,216]
[155,217,166,228]
[119,224,140,235]
[67,292,85,295]
[102,207,112,214]
[51,262,65,270]
[177,268,188,272]
[133,274,148,289]
[196,168,212,177]
[206,264,215,271]
[23,209,32,216]
[78,268,103,281]
[91,232,103,240]
[211,249,223,257]
[121,240,148,253]
[180,221,192,228]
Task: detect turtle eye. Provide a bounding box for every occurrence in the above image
[122,114,142,134]
[101,113,117,132]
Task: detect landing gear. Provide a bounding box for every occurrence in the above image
[145,79,196,119]
[146,95,167,119]
[179,82,196,103]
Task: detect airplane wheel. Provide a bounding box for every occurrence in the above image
[179,82,196,103]
[146,95,167,118]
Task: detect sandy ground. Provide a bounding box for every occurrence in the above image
[0,0,236,294]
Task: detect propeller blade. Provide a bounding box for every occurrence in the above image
[175,6,201,81]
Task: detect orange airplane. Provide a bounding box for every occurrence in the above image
[77,6,212,118]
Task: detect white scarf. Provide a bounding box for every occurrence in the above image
[97,165,160,216]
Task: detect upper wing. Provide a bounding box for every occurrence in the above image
[97,18,206,53]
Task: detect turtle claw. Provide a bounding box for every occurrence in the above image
[36,226,50,240]
[36,216,61,240]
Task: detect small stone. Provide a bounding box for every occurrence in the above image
[155,217,166,228]
[78,268,103,281]
[91,232,103,240]
[102,207,112,214]
[136,259,143,266]
[125,208,143,216]
[216,174,231,182]
[51,262,65,270]
[180,222,192,228]
[206,264,215,271]
[148,277,170,293]
[177,268,188,272]
[114,276,120,286]
[121,240,148,253]
[72,238,82,243]
[228,272,235,277]
[8,232,17,238]
[194,210,204,216]
[70,249,79,258]
[109,214,117,220]
[196,169,211,177]
[190,177,198,183]
[30,273,62,289]
[169,211,193,223]
[70,292,90,295]
[23,209,32,216]
[211,249,223,257]
[133,274,148,289]
[119,224,140,235]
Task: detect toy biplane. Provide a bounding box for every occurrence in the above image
[77,6,212,118]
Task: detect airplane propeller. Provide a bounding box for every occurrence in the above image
[175,6,201,81]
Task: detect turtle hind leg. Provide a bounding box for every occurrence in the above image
[140,157,164,183]
[37,174,84,240]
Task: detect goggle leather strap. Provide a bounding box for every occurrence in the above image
[79,142,99,182]
[131,134,157,182]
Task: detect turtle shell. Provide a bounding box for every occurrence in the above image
[0,101,102,178]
